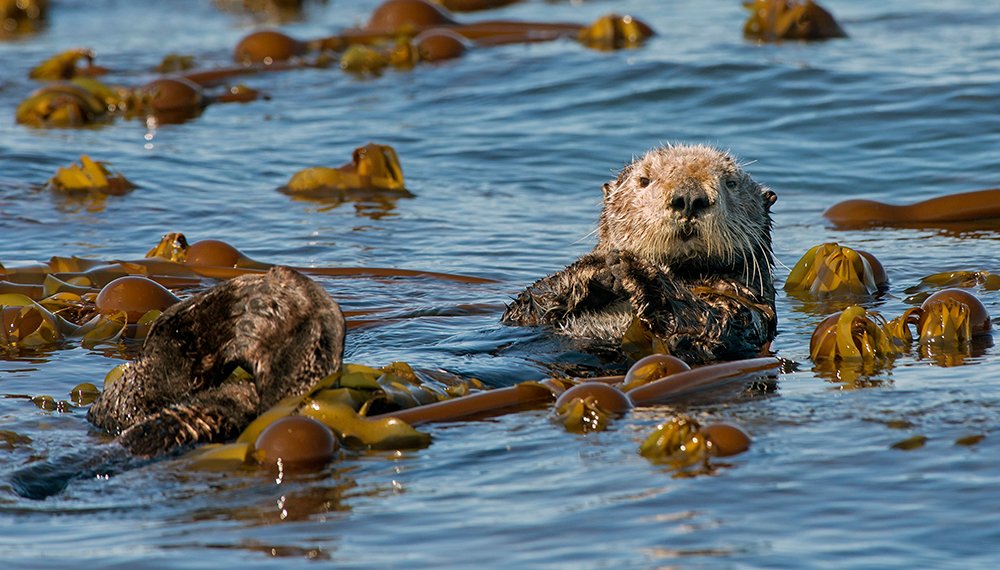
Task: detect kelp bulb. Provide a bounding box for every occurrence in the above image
[234,30,304,64]
[186,239,243,267]
[701,423,751,457]
[255,415,339,470]
[415,29,468,61]
[623,353,690,389]
[554,382,633,415]
[366,0,457,33]
[95,276,180,322]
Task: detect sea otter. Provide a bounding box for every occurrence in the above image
[87,266,346,456]
[10,267,344,499]
[502,144,777,364]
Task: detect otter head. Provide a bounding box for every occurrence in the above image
[597,144,776,286]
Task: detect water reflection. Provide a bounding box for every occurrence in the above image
[284,188,414,220]
[916,334,993,368]
[812,359,893,389]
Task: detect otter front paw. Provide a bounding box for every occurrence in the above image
[604,250,660,320]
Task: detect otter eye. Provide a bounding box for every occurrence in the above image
[725,177,739,190]
[638,176,651,187]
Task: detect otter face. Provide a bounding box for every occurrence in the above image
[598,144,775,280]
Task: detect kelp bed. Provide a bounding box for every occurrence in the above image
[1,0,1000,568]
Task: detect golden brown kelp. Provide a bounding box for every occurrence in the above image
[18,50,262,128]
[810,306,903,363]
[552,382,632,433]
[810,289,992,381]
[824,188,1000,229]
[639,416,752,473]
[282,143,407,195]
[785,243,887,299]
[192,353,770,473]
[28,49,105,81]
[743,0,847,42]
[45,156,136,196]
[903,270,1000,305]
[15,80,115,128]
[234,0,653,64]
[0,0,47,36]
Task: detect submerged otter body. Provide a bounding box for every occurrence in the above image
[502,144,777,364]
[87,266,346,456]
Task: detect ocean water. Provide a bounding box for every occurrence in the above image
[1,1,999,567]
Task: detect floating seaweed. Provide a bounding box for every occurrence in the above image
[15,80,116,128]
[743,0,846,42]
[1,233,497,353]
[17,52,261,128]
[785,243,888,299]
[282,143,407,195]
[552,382,632,433]
[28,49,105,81]
[824,188,1000,229]
[810,288,993,382]
[903,270,1000,305]
[233,0,653,65]
[45,155,136,196]
[0,0,47,36]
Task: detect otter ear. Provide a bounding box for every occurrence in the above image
[602,182,614,197]
[763,189,777,210]
[613,162,633,188]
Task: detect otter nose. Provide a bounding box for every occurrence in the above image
[669,190,711,218]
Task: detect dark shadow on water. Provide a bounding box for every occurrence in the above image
[8,444,154,501]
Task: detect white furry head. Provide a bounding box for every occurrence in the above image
[597,144,776,289]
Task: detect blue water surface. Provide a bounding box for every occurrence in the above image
[1,1,999,568]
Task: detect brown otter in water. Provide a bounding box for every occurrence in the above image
[11,267,344,499]
[87,266,346,456]
[502,144,777,364]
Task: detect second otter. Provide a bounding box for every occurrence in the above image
[502,144,777,364]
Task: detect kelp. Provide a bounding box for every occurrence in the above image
[0,0,47,36]
[17,53,259,129]
[1,235,493,347]
[1,275,175,351]
[810,289,992,382]
[233,0,653,65]
[182,352,772,472]
[639,416,752,471]
[282,143,408,196]
[577,14,655,51]
[0,293,77,348]
[15,80,114,128]
[914,289,991,350]
[46,155,136,196]
[432,0,520,12]
[639,415,712,471]
[1,232,495,293]
[785,243,887,299]
[620,353,691,392]
[824,188,1000,229]
[902,270,1000,304]
[552,382,632,433]
[809,306,902,364]
[29,49,104,81]
[156,54,197,73]
[743,0,847,42]
[254,415,340,470]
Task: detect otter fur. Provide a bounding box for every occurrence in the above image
[502,144,777,364]
[87,266,346,456]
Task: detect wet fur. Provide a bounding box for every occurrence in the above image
[502,144,777,364]
[87,266,346,456]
